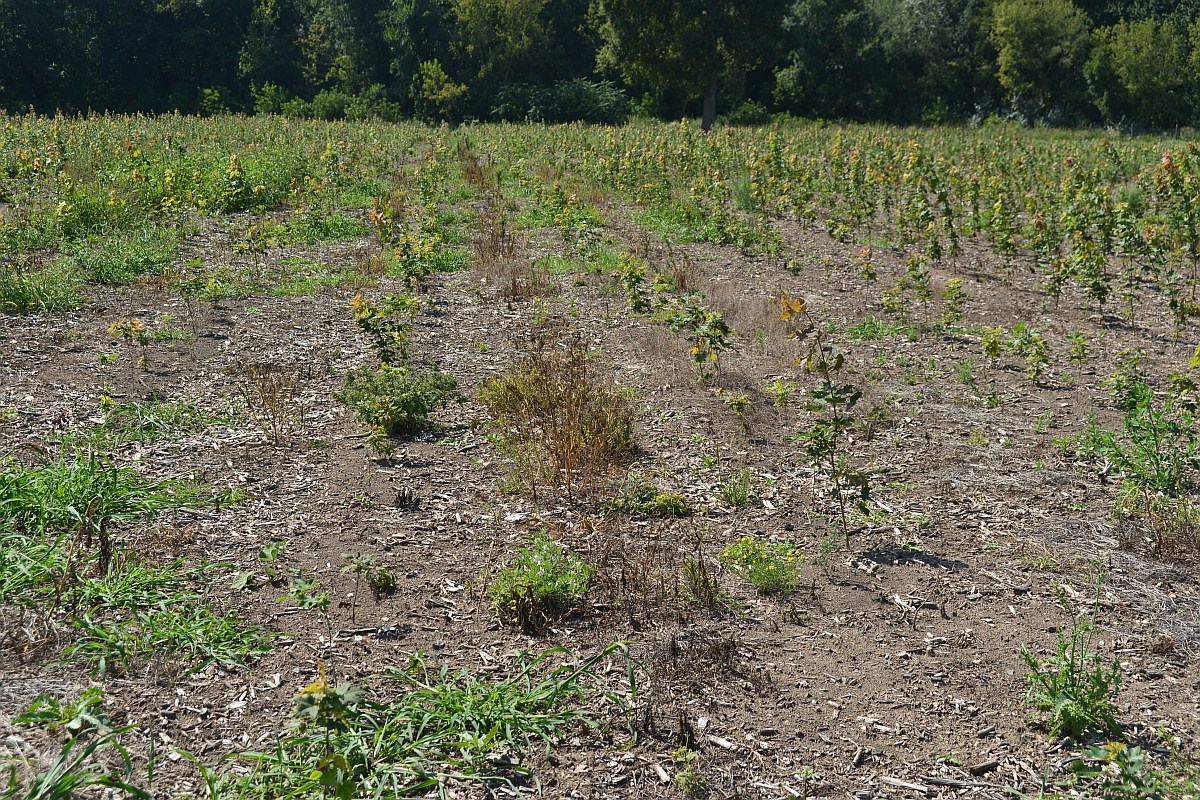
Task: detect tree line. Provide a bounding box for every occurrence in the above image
[3,0,1200,130]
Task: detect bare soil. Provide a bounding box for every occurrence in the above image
[2,194,1199,799]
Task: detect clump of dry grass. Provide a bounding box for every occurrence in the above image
[481,328,636,502]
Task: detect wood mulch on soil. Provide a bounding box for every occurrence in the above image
[2,199,1198,799]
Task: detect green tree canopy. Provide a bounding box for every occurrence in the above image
[989,0,1090,118]
[590,0,787,130]
[1087,18,1193,129]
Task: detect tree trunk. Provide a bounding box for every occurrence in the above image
[701,81,717,132]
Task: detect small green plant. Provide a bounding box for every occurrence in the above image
[107,317,152,370]
[1033,411,1057,433]
[1023,579,1121,742]
[720,536,804,595]
[341,553,396,622]
[13,688,110,736]
[941,277,968,325]
[981,326,1004,365]
[956,357,976,386]
[719,466,753,508]
[982,391,1005,408]
[718,390,752,417]
[283,570,330,611]
[1069,739,1200,800]
[335,364,460,442]
[764,377,798,407]
[350,291,420,365]
[781,292,869,545]
[1008,322,1050,383]
[1067,331,1090,369]
[673,746,708,795]
[604,477,690,517]
[666,294,735,379]
[257,538,287,586]
[286,665,369,798]
[794,765,822,797]
[487,530,591,628]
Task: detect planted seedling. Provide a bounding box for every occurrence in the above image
[340,553,396,622]
[780,291,869,545]
[1023,575,1121,741]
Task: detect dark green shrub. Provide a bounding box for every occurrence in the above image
[309,90,352,121]
[492,80,631,125]
[334,365,460,437]
[724,100,771,126]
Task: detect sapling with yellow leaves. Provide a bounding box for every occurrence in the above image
[781,291,869,545]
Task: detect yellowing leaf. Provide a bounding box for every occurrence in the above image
[779,292,806,321]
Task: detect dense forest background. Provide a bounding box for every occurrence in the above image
[4,0,1200,130]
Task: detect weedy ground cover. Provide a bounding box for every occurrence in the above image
[0,451,268,674]
[219,645,634,799]
[0,258,83,312]
[720,536,805,595]
[63,228,181,285]
[487,530,592,629]
[603,476,690,517]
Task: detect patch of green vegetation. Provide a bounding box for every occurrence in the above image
[844,316,917,342]
[2,728,147,799]
[535,254,579,275]
[63,604,273,678]
[79,397,227,445]
[1066,740,1200,800]
[487,530,591,627]
[633,202,775,252]
[284,211,368,244]
[221,644,633,798]
[64,228,180,285]
[334,179,390,209]
[720,536,804,595]
[581,243,622,275]
[0,450,268,675]
[334,364,461,439]
[0,450,219,536]
[182,257,371,299]
[719,466,753,508]
[0,259,84,313]
[434,208,474,244]
[604,478,690,517]
[387,246,468,283]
